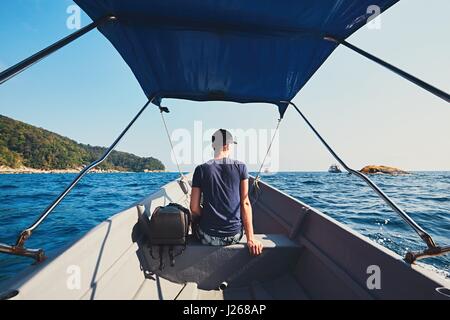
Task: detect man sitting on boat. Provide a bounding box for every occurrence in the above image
[190,129,263,256]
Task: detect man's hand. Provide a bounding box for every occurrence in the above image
[247,238,263,256]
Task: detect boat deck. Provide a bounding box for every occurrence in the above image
[133,233,305,300]
[178,273,309,300]
[130,272,308,300]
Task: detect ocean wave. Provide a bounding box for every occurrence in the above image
[0,185,19,190]
[416,195,450,202]
[123,183,141,188]
[301,180,324,185]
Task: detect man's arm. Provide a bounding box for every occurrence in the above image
[240,179,263,256]
[190,187,202,218]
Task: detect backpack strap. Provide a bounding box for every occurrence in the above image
[168,202,192,237]
[168,246,175,267]
[158,246,164,271]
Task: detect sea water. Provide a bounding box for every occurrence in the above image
[0,171,448,284]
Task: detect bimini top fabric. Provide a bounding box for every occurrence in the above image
[74,0,398,113]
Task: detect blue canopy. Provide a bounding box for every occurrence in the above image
[74,0,398,116]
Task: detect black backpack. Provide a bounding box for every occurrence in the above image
[139,202,191,270]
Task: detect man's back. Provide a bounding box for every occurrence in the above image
[192,158,248,237]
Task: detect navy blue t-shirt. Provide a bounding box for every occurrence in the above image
[192,158,249,237]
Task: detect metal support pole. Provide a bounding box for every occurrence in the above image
[0,15,116,85]
[0,97,155,262]
[288,101,449,262]
[324,36,450,104]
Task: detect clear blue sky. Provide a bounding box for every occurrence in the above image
[1,0,449,172]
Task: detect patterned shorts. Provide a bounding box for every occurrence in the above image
[195,226,243,246]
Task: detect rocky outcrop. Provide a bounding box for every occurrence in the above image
[359,165,408,175]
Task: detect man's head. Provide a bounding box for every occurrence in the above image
[212,129,236,155]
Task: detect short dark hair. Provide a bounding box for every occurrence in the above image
[212,129,236,147]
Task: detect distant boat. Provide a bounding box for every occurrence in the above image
[328,164,342,173]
